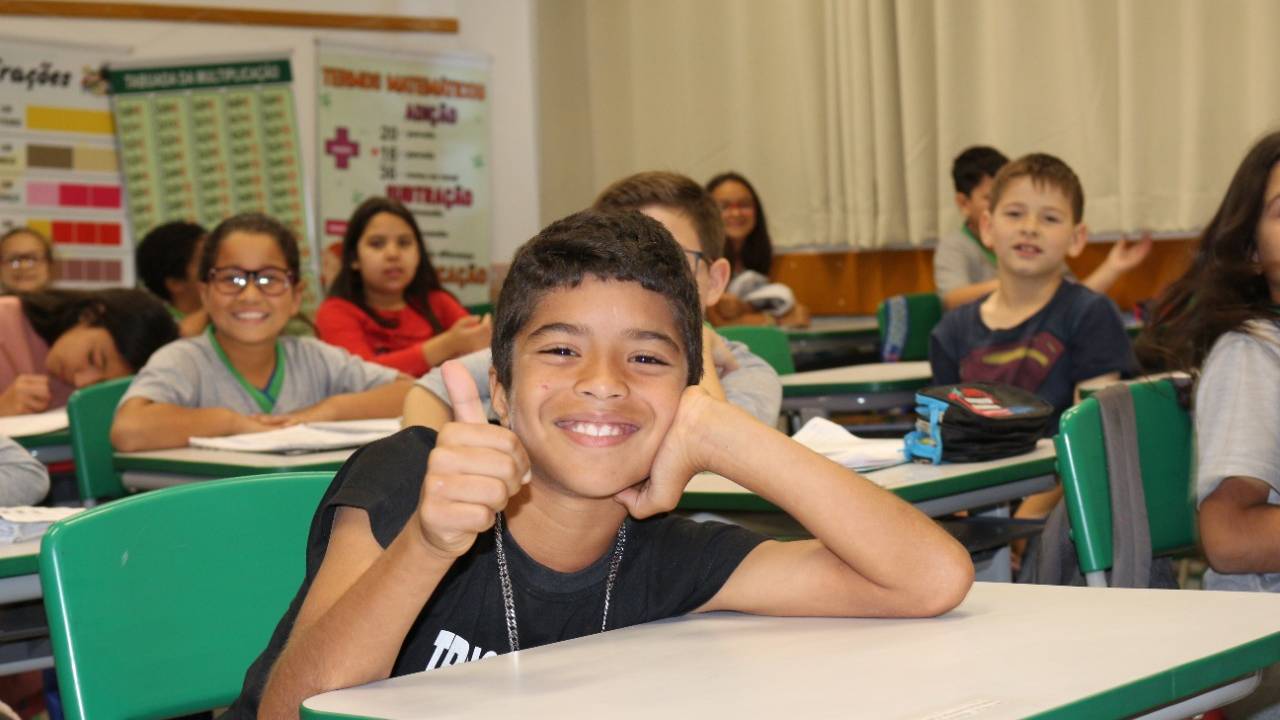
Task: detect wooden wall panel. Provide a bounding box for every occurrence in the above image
[772,238,1198,315]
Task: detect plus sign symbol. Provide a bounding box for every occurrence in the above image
[325,127,360,170]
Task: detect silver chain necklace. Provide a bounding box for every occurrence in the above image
[492,512,627,653]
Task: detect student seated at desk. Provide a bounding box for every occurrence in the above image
[227,210,972,718]
[0,226,55,295]
[402,171,783,429]
[316,197,491,376]
[0,289,176,417]
[934,146,1153,311]
[135,220,209,337]
[0,436,48,506]
[111,213,414,452]
[929,153,1135,518]
[1142,130,1280,719]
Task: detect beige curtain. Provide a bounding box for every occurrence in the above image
[538,0,1280,250]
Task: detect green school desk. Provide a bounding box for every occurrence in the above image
[678,439,1056,517]
[0,539,51,675]
[14,429,73,465]
[780,360,932,428]
[114,446,350,490]
[785,315,879,370]
[301,582,1280,720]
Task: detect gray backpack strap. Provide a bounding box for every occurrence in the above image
[1094,383,1152,588]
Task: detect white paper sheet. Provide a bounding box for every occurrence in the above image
[0,408,69,439]
[189,419,400,453]
[0,505,83,543]
[791,417,906,472]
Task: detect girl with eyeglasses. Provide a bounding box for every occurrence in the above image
[111,213,414,452]
[316,196,490,376]
[0,227,55,294]
[0,288,176,416]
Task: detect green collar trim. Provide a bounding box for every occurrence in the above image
[962,223,997,266]
[206,326,285,414]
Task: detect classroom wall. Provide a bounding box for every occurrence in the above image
[773,238,1197,316]
[3,0,541,267]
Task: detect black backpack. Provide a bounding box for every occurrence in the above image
[904,382,1054,463]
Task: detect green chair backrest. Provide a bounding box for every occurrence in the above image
[1053,379,1196,583]
[716,325,795,375]
[40,471,332,720]
[465,301,494,317]
[876,293,943,362]
[67,375,133,503]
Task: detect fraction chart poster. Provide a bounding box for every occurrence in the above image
[108,53,318,313]
[316,42,491,306]
[0,36,131,288]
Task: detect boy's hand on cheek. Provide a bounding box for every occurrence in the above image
[416,361,530,560]
[614,385,715,518]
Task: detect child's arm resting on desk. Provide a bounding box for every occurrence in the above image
[111,397,293,451]
[1200,476,1280,574]
[259,364,529,720]
[274,376,414,425]
[619,389,974,619]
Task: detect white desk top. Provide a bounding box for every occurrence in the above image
[781,360,931,388]
[303,582,1280,719]
[686,439,1054,498]
[0,538,39,568]
[786,316,879,336]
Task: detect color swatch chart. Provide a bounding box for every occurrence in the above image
[0,38,131,288]
[109,57,316,313]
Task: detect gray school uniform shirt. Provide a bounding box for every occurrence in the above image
[932,225,997,297]
[119,334,400,415]
[414,335,783,425]
[1195,320,1280,593]
[0,436,50,506]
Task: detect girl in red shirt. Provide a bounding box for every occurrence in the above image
[317,197,491,376]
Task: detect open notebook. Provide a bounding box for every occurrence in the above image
[189,418,401,454]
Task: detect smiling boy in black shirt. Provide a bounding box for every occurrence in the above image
[231,209,973,719]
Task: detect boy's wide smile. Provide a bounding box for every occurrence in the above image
[554,415,641,446]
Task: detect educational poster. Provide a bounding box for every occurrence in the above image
[108,54,318,314]
[0,37,131,288]
[315,42,491,306]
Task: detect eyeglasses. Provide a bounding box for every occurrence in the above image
[206,267,295,296]
[2,253,49,270]
[683,248,707,271]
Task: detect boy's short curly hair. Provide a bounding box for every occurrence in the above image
[492,209,704,389]
[989,153,1085,223]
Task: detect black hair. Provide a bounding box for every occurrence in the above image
[1138,130,1280,372]
[492,209,703,390]
[327,196,451,332]
[952,146,1010,196]
[705,172,772,276]
[21,289,178,371]
[198,213,301,280]
[135,221,206,301]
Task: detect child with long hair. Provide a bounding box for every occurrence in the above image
[1140,128,1280,719]
[111,213,413,452]
[705,172,810,327]
[317,197,490,376]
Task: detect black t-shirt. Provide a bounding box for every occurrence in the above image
[225,427,767,717]
[928,281,1135,432]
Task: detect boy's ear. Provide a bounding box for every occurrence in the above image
[488,366,509,426]
[1066,222,1089,258]
[979,209,995,249]
[954,191,970,214]
[164,276,187,298]
[288,276,305,315]
[702,257,731,308]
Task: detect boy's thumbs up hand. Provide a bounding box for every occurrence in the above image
[416,361,531,560]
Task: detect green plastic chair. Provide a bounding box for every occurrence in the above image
[1053,378,1196,587]
[465,301,494,317]
[876,293,942,362]
[716,325,796,375]
[40,471,332,720]
[66,375,133,505]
